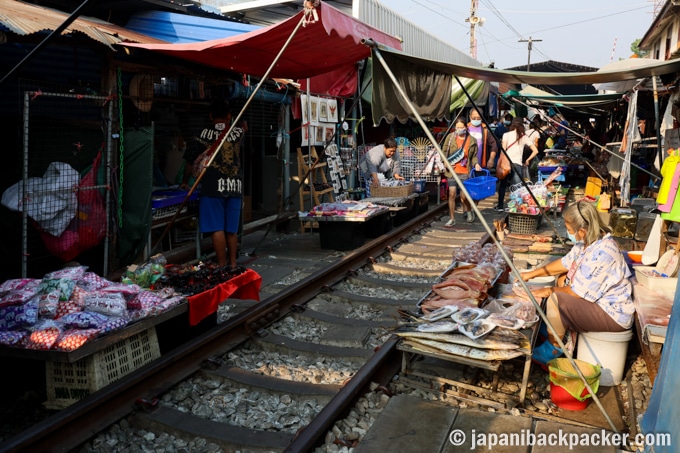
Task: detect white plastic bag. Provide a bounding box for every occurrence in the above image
[1,162,79,236]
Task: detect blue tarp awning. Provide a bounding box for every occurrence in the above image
[125,11,259,44]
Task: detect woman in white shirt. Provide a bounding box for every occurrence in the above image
[494,118,539,211]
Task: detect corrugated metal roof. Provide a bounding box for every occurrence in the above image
[125,10,259,43]
[0,0,166,48]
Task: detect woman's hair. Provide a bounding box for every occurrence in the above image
[454,118,467,129]
[562,200,611,245]
[509,118,525,138]
[384,137,397,149]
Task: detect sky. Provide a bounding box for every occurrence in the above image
[385,1,656,70]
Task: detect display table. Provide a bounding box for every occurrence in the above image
[299,208,391,251]
[187,268,262,325]
[363,192,428,226]
[397,321,539,408]
[398,264,541,408]
[633,280,673,384]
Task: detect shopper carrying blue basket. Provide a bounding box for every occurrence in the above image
[442,119,481,226]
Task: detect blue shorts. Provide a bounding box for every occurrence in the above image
[199,196,241,234]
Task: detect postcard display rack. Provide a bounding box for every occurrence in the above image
[397,265,542,409]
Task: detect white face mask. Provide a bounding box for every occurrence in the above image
[471,119,482,127]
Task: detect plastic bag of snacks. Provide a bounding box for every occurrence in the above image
[0,278,35,293]
[97,314,129,335]
[53,328,100,352]
[0,299,39,331]
[59,311,110,329]
[0,330,27,346]
[83,292,127,317]
[38,278,75,302]
[55,286,86,318]
[25,320,63,350]
[36,291,60,319]
[127,290,163,310]
[76,272,112,292]
[0,287,39,308]
[44,265,88,280]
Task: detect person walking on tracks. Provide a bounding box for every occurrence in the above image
[442,119,481,226]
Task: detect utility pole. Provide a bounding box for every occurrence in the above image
[465,0,481,59]
[518,36,542,71]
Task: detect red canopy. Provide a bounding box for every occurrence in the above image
[121,2,402,80]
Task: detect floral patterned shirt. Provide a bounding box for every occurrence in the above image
[561,233,634,328]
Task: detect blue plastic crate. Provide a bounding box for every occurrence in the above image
[151,189,200,209]
[463,169,497,201]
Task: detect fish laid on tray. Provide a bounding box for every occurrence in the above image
[430,264,500,303]
[402,338,525,361]
[420,297,478,314]
[396,331,521,350]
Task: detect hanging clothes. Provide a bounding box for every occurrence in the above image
[619,91,640,205]
[657,151,680,207]
[659,151,680,215]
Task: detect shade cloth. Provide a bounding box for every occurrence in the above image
[121,2,402,80]
[187,268,262,325]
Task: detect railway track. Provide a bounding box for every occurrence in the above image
[2,200,529,453]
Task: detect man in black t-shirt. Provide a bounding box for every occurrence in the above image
[181,100,247,268]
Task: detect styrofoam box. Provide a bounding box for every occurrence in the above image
[45,327,160,409]
[635,266,678,296]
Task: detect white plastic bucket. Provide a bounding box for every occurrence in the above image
[576,330,633,386]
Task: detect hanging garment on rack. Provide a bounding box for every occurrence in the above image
[659,157,680,213]
[657,152,680,209]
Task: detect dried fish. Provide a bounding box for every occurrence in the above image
[416,321,458,333]
[396,331,519,350]
[451,307,488,324]
[459,320,495,339]
[486,313,524,330]
[421,305,459,322]
[403,338,525,361]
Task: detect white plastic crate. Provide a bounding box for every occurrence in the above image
[45,327,160,409]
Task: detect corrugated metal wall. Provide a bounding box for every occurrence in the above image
[353,0,481,66]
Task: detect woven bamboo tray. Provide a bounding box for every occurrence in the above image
[371,183,414,198]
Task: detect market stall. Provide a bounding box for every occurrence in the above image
[298,201,391,250]
[0,262,261,408]
[395,246,543,407]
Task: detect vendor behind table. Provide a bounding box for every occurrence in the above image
[358,137,404,197]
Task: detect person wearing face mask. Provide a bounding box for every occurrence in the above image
[467,109,498,169]
[442,119,481,226]
[494,113,514,139]
[519,201,633,367]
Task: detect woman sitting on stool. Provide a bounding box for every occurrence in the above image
[520,200,634,366]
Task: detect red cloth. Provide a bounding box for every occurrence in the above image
[187,269,262,326]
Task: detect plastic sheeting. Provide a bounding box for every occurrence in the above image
[116,127,153,265]
[640,278,680,453]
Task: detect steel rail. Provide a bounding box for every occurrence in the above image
[0,204,446,453]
